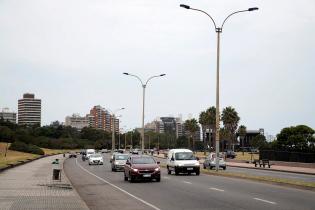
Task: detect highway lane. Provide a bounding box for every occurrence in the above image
[154,156,315,183]
[64,154,315,210]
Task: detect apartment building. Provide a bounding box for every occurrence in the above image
[18,93,41,126]
[0,108,17,124]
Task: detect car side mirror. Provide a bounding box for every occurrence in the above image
[196,157,200,161]
[171,157,174,161]
[110,160,112,163]
[157,161,160,164]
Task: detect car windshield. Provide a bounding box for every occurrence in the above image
[132,157,155,164]
[115,155,128,160]
[91,154,101,158]
[175,152,196,160]
[87,152,94,155]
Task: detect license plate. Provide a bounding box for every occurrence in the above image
[143,174,151,178]
[187,168,193,170]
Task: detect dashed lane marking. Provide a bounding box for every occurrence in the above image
[183,181,192,184]
[209,187,224,192]
[253,197,277,205]
[75,159,161,210]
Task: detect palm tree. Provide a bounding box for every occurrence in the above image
[221,106,240,150]
[199,106,216,154]
[184,118,199,152]
[238,125,247,155]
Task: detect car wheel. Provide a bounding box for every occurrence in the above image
[175,168,179,176]
[124,173,128,181]
[223,166,226,170]
[209,166,213,170]
[111,167,115,172]
[167,166,171,175]
[196,169,200,176]
[88,163,91,165]
[203,164,206,169]
[156,176,161,182]
[130,175,135,183]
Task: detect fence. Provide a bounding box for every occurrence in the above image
[260,150,315,163]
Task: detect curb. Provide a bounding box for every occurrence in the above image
[0,153,62,173]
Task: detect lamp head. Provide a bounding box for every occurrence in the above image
[160,74,166,77]
[123,72,129,75]
[248,7,259,11]
[180,4,190,9]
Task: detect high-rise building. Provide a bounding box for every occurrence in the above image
[88,105,119,133]
[18,93,41,126]
[0,108,17,124]
[65,114,89,130]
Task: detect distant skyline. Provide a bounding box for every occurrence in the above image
[1,0,314,136]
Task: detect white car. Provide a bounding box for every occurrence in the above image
[166,149,200,175]
[203,153,226,170]
[86,149,96,159]
[88,154,104,165]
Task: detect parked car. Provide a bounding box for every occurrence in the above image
[166,149,200,175]
[88,154,104,165]
[111,153,129,171]
[124,155,160,182]
[131,149,140,155]
[203,153,226,170]
[69,151,77,158]
[101,149,109,153]
[225,150,237,159]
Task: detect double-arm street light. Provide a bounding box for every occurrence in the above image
[180,4,258,171]
[108,108,125,152]
[123,72,166,151]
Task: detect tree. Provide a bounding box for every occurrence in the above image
[251,134,267,149]
[199,106,216,154]
[276,125,315,151]
[184,118,199,152]
[238,125,247,155]
[221,106,240,150]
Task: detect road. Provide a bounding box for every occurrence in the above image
[154,156,315,183]
[64,154,315,210]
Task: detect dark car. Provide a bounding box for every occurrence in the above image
[124,155,160,182]
[69,151,77,158]
[225,150,236,159]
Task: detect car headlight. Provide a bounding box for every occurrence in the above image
[195,162,200,166]
[132,168,138,172]
[115,161,119,165]
[178,163,184,167]
[154,167,160,171]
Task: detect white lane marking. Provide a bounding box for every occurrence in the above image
[162,176,170,179]
[75,159,161,210]
[209,187,224,192]
[183,181,192,184]
[253,198,276,205]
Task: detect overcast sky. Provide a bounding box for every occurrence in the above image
[1,0,314,136]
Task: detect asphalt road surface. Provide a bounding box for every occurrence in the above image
[155,156,315,183]
[64,154,315,210]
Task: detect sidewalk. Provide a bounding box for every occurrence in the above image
[0,154,89,210]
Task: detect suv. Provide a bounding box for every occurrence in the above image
[166,149,200,175]
[124,155,161,182]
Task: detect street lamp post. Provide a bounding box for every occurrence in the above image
[109,108,125,152]
[180,4,258,171]
[123,72,166,151]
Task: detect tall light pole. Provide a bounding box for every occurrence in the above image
[123,72,166,151]
[180,4,258,171]
[108,108,125,152]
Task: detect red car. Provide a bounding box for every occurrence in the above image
[124,155,161,182]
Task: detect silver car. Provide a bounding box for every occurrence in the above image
[203,153,226,170]
[111,153,129,171]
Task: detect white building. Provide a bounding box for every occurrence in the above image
[65,114,89,130]
[0,108,17,124]
[18,93,41,126]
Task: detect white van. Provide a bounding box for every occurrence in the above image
[86,149,96,159]
[166,149,200,175]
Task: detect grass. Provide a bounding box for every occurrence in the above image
[0,142,39,169]
[160,163,315,190]
[234,152,259,162]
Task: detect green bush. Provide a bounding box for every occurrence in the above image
[9,141,45,155]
